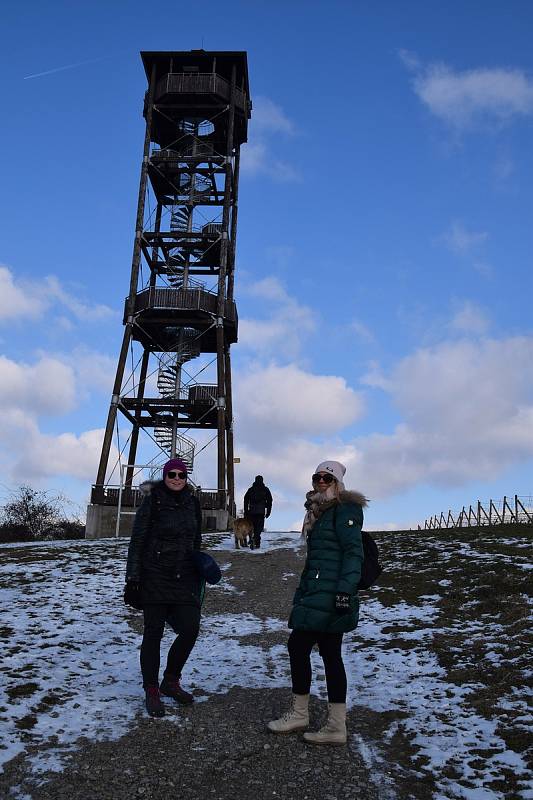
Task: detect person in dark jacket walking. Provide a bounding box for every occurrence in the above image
[268,460,368,744]
[243,475,273,548]
[125,458,202,717]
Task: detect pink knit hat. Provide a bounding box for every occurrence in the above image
[163,458,188,478]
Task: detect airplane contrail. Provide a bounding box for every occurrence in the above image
[23,53,118,80]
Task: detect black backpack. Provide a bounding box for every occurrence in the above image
[358,530,383,590]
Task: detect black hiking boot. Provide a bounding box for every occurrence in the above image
[160,674,194,705]
[145,686,165,717]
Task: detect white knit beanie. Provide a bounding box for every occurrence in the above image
[314,460,346,490]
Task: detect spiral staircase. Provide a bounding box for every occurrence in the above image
[153,326,202,468]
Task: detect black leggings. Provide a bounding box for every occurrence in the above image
[248,514,265,546]
[288,629,347,703]
[140,603,200,688]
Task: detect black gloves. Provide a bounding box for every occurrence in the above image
[124,579,143,609]
[335,592,351,613]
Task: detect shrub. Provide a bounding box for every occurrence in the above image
[0,486,85,543]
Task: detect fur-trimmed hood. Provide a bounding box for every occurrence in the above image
[138,480,159,496]
[302,487,368,538]
[339,489,369,508]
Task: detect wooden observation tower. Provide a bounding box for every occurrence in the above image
[86,50,251,537]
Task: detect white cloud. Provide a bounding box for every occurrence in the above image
[398,48,421,72]
[232,328,533,527]
[239,277,316,359]
[44,276,115,322]
[240,96,299,182]
[235,363,364,445]
[411,62,533,129]
[361,361,390,391]
[350,320,376,343]
[17,428,107,481]
[234,436,361,503]
[0,266,47,321]
[0,350,118,485]
[352,336,533,497]
[246,276,291,302]
[441,221,488,255]
[62,347,116,394]
[240,140,268,174]
[0,264,115,325]
[240,142,299,182]
[449,302,490,335]
[0,354,76,414]
[252,96,295,135]
[0,404,115,484]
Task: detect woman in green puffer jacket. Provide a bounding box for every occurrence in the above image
[268,460,368,745]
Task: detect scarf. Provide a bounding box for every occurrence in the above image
[301,485,339,539]
[301,486,370,539]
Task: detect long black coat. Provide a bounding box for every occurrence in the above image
[126,482,202,606]
[244,479,273,516]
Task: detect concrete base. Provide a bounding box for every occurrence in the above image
[85,505,136,539]
[86,504,231,539]
[202,508,230,532]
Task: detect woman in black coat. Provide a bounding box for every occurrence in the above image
[125,458,202,717]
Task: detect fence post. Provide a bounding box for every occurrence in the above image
[516,496,533,523]
[490,499,502,524]
[503,495,514,522]
[477,500,481,525]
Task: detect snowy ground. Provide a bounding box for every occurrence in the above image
[0,528,531,799]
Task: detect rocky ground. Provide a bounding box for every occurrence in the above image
[1,526,531,800]
[0,538,384,800]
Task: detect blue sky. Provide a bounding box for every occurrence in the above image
[1,0,533,530]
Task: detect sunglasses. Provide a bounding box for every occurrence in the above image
[167,471,187,480]
[312,473,335,484]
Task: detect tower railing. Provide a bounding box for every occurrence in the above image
[131,286,237,320]
[90,483,227,511]
[155,72,247,110]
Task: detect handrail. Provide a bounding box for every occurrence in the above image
[132,285,237,321]
[155,72,247,110]
[91,484,226,510]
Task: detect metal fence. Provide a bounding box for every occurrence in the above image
[421,494,533,530]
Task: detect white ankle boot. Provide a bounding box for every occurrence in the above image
[303,702,347,744]
[267,693,309,733]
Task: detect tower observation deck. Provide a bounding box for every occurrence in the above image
[86,50,251,537]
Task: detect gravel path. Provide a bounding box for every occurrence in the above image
[0,538,383,800]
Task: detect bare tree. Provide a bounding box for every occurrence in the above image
[0,486,84,542]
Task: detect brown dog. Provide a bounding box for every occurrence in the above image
[233,517,254,549]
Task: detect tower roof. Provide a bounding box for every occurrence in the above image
[140,50,250,98]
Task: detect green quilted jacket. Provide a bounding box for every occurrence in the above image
[289,492,365,634]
